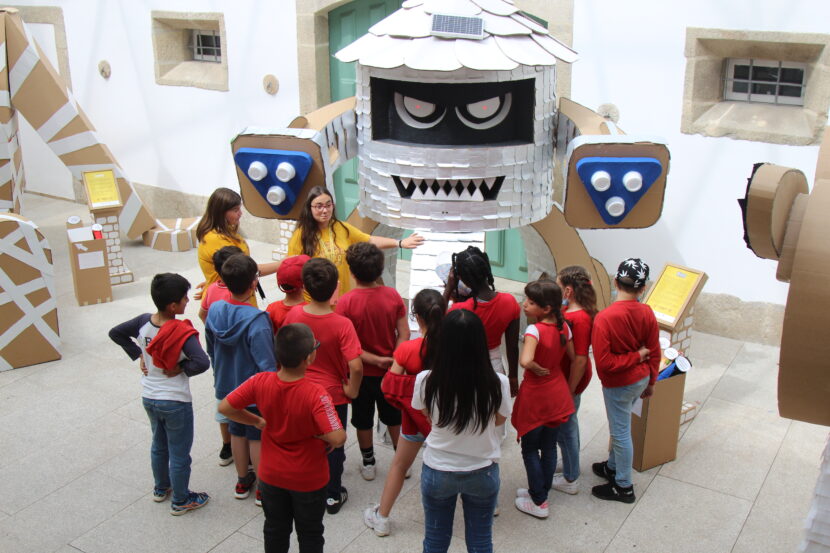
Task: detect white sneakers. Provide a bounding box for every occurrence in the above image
[514,496,549,519]
[360,463,376,481]
[363,505,390,537]
[551,475,579,495]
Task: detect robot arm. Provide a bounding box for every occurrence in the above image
[231,97,359,219]
[555,98,670,229]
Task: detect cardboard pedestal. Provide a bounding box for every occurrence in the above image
[66,219,112,306]
[631,373,686,472]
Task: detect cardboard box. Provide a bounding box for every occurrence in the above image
[0,213,60,370]
[66,217,112,306]
[142,217,200,252]
[631,372,686,471]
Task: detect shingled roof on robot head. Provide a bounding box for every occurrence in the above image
[335,0,578,71]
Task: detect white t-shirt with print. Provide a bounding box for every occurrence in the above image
[412,371,512,472]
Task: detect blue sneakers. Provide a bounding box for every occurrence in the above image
[152,487,172,502]
[170,491,210,516]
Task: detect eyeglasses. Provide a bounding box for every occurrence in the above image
[306,340,321,356]
[311,202,333,211]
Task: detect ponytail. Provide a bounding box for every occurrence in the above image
[412,288,446,369]
[558,265,598,318]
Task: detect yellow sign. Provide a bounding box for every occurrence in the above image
[82,170,122,210]
[645,264,704,327]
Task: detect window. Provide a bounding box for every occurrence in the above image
[723,59,806,105]
[191,29,221,63]
[681,28,830,145]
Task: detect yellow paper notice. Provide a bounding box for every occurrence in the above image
[645,265,702,326]
[83,170,121,209]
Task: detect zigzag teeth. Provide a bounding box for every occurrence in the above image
[396,176,502,202]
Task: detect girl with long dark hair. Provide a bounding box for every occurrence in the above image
[412,309,511,553]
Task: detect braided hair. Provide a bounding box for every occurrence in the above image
[557,265,598,318]
[451,246,495,310]
[524,277,567,346]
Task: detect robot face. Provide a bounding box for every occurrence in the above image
[356,66,556,232]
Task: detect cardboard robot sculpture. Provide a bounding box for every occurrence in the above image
[231,0,671,306]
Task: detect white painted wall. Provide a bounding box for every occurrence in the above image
[13,0,300,199]
[571,0,829,304]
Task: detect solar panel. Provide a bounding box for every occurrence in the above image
[431,14,485,40]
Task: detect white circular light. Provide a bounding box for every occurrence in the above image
[266,186,286,206]
[275,162,296,183]
[247,161,268,182]
[605,196,626,217]
[591,170,611,192]
[623,171,643,192]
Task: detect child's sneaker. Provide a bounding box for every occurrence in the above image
[235,472,256,499]
[551,474,579,495]
[152,487,172,502]
[363,504,390,537]
[170,492,210,515]
[326,487,348,515]
[592,461,616,482]
[514,497,549,519]
[591,481,635,504]
[255,489,262,507]
[218,442,233,466]
[516,487,529,498]
[360,462,376,481]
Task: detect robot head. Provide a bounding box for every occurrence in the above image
[337,0,576,232]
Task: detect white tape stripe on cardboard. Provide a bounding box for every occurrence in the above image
[8,42,40,98]
[37,99,80,142]
[49,130,100,157]
[118,191,142,232]
[0,275,49,306]
[0,40,7,73]
[154,218,170,231]
[0,91,10,110]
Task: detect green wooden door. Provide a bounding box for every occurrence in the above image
[327,0,528,281]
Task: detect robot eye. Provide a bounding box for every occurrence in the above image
[455,93,512,130]
[394,93,446,129]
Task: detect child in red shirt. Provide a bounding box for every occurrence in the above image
[266,255,310,332]
[336,242,408,481]
[220,323,346,553]
[512,278,574,519]
[283,258,363,514]
[591,258,660,504]
[552,265,598,494]
[445,246,520,395]
[363,288,445,537]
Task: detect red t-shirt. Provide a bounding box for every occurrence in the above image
[201,281,231,311]
[283,307,363,405]
[392,337,430,436]
[511,322,574,438]
[226,372,342,492]
[591,300,660,388]
[267,299,307,333]
[336,286,405,377]
[561,308,593,395]
[449,292,520,350]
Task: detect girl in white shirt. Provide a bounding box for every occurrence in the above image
[412,309,512,553]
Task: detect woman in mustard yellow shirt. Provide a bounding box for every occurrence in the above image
[196,187,280,306]
[288,186,423,297]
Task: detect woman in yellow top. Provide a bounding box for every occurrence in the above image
[288,186,423,297]
[196,187,280,306]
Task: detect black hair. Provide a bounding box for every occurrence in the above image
[302,257,339,302]
[212,245,243,276]
[452,246,495,309]
[411,288,445,371]
[275,323,315,368]
[424,309,502,434]
[220,254,258,295]
[346,241,384,284]
[525,278,567,346]
[150,273,190,312]
[615,277,642,295]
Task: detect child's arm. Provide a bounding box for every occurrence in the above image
[360,350,393,370]
[395,315,410,348]
[198,307,208,323]
[109,314,150,374]
[258,260,281,277]
[343,356,364,399]
[591,322,642,373]
[519,334,550,377]
[505,318,520,396]
[641,315,662,398]
[389,359,405,375]
[250,321,277,373]
[177,335,210,377]
[316,428,347,450]
[218,398,266,429]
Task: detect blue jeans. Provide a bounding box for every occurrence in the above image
[602,376,649,488]
[557,393,581,481]
[421,463,499,553]
[521,425,559,505]
[142,398,194,504]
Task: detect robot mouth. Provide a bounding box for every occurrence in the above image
[392,176,504,202]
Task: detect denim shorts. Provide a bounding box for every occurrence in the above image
[228,406,262,440]
[215,399,231,424]
[402,431,426,443]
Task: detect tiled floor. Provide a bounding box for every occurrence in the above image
[0,194,825,553]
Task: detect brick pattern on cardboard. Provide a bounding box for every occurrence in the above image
[95,212,133,286]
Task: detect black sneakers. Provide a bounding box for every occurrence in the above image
[591,481,636,504]
[218,442,233,466]
[326,487,348,515]
[592,461,616,482]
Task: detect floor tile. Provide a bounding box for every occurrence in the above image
[709,341,781,413]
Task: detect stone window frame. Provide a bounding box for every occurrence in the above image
[12,5,72,90]
[151,11,228,92]
[682,27,830,146]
